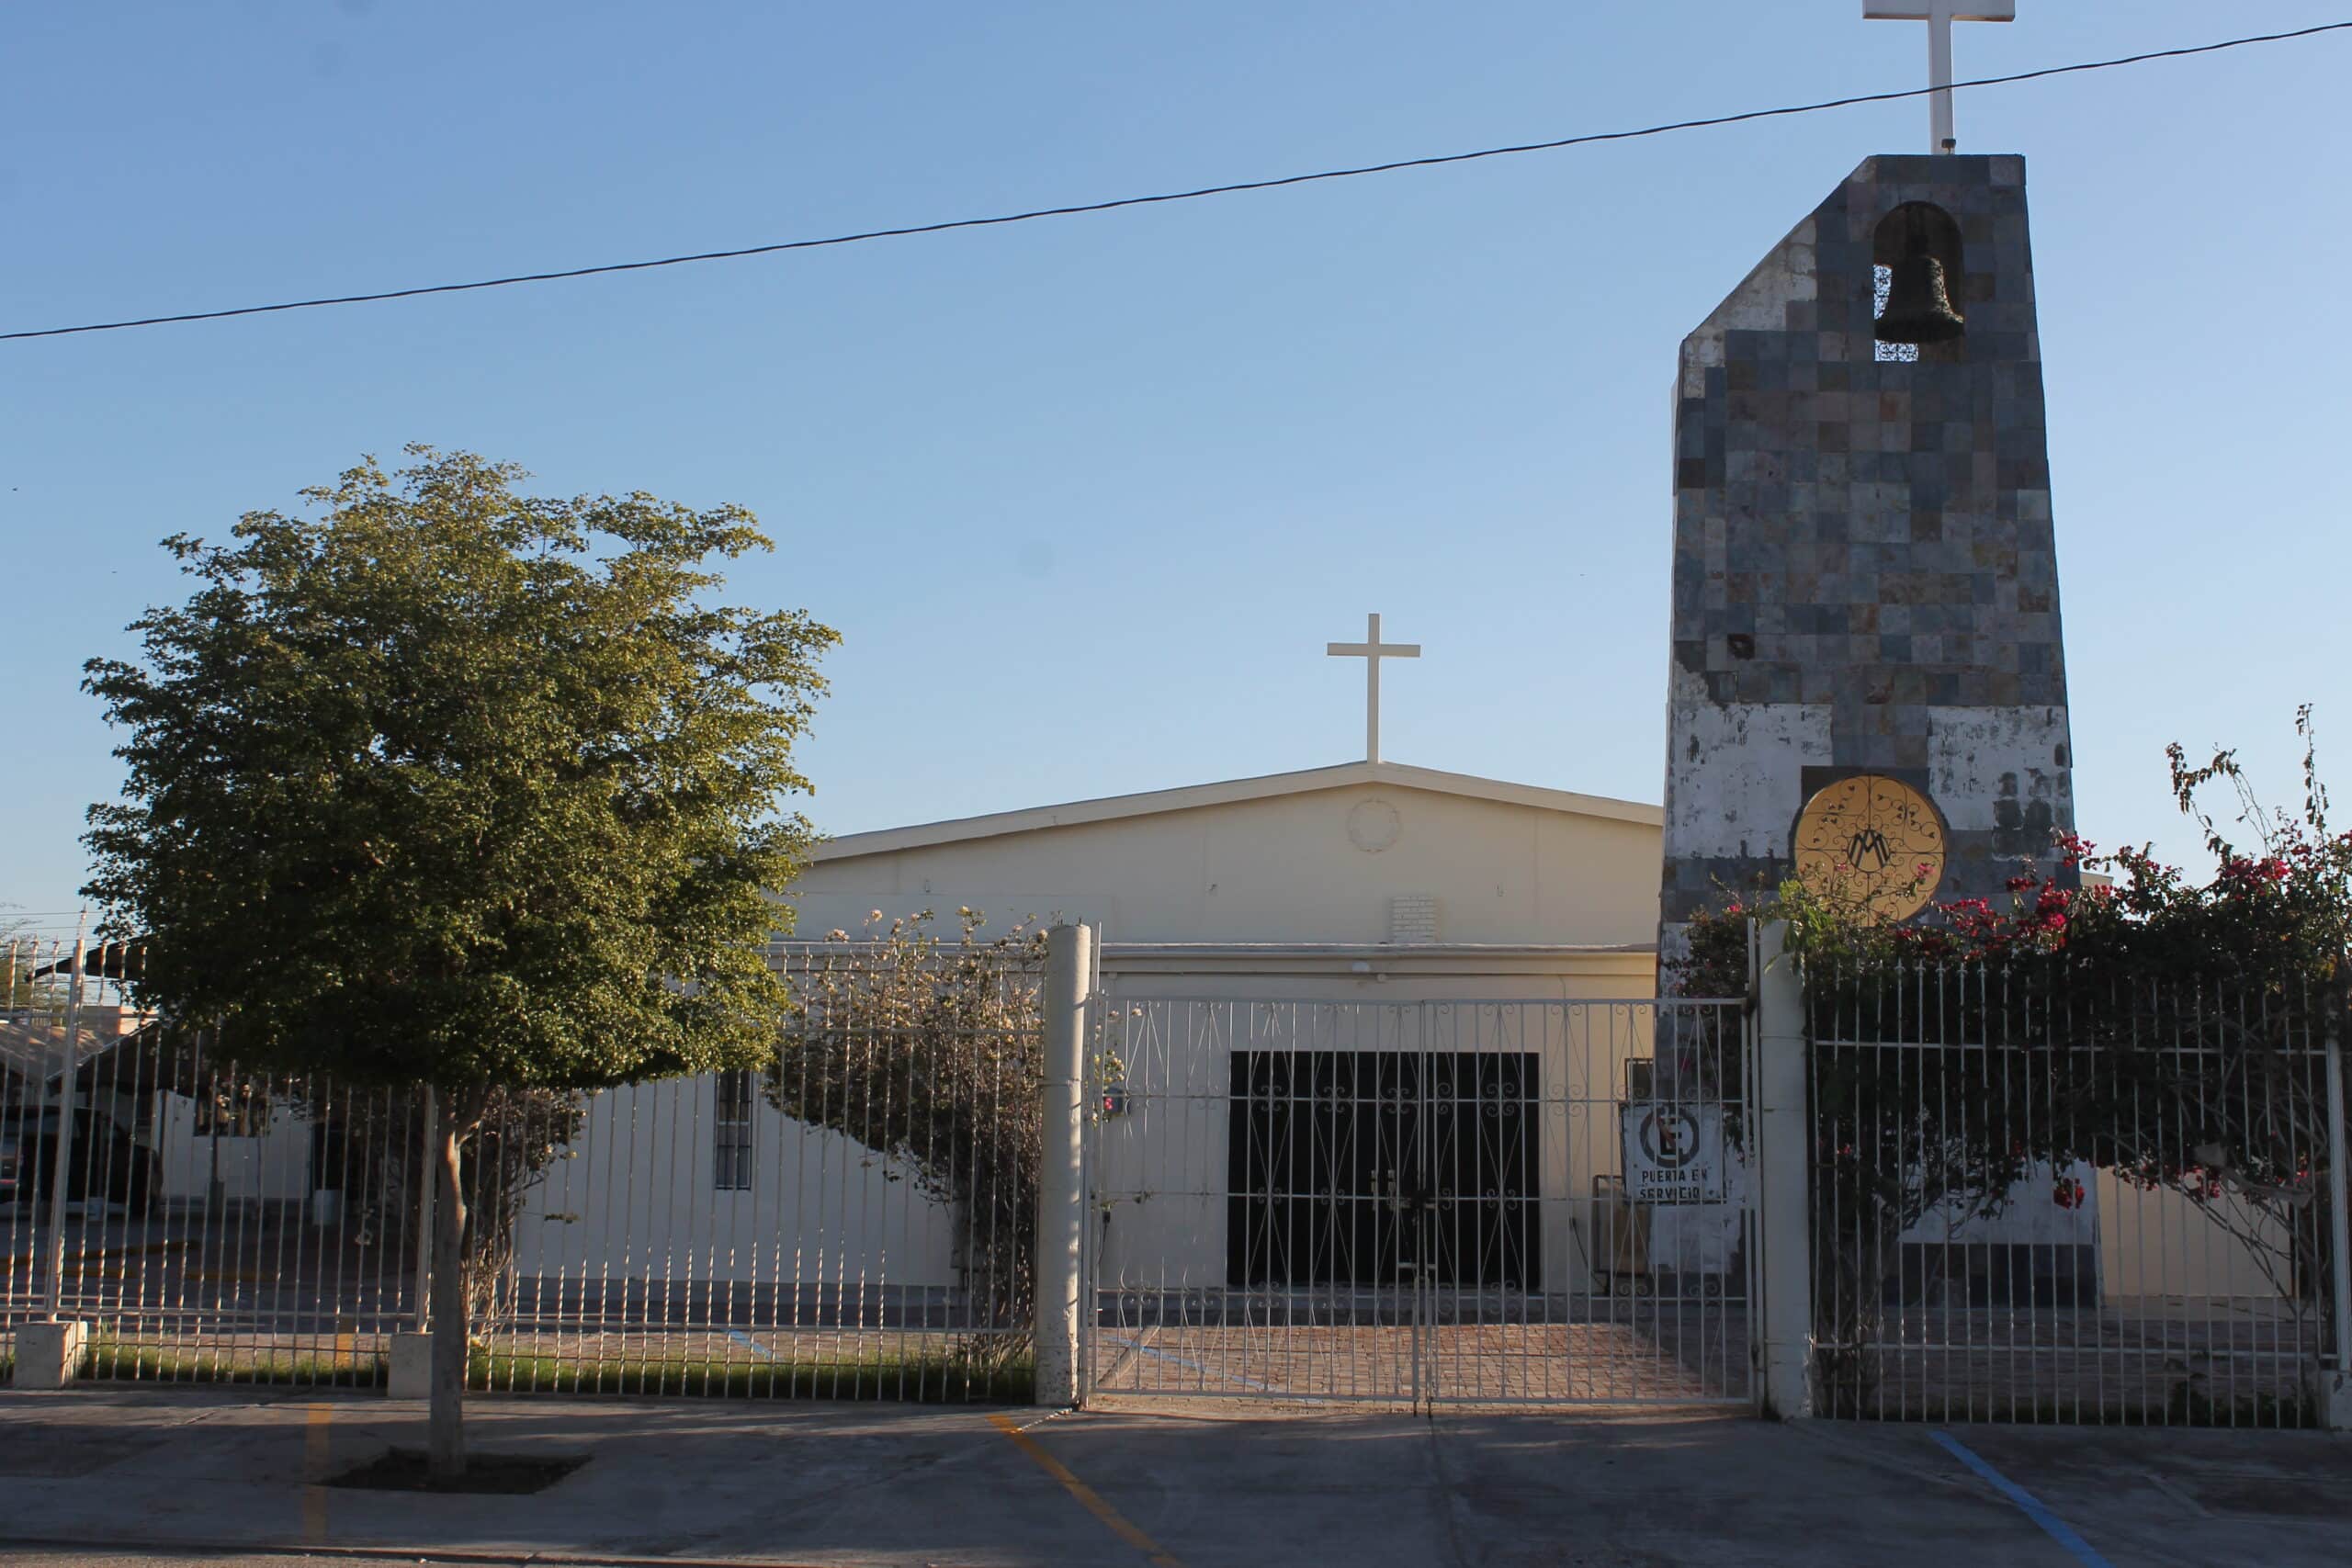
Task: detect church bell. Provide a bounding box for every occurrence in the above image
[1875,222,1966,346]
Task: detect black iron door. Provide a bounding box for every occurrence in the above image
[1227,1049,1535,1289]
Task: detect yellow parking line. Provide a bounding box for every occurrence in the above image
[301,1402,333,1543]
[987,1412,1182,1568]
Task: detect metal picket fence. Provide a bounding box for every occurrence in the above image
[1805,955,2349,1427]
[1081,996,1758,1408]
[2,937,1036,1401]
[13,925,2346,1427]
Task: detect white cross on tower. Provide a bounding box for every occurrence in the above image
[1327,612,1419,764]
[1865,2,2016,155]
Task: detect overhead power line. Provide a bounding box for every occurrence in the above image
[6,20,2347,344]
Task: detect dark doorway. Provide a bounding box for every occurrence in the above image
[1227,1050,1537,1288]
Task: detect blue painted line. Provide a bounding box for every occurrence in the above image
[1102,1332,1288,1394]
[1931,1431,2114,1568]
[722,1326,778,1360]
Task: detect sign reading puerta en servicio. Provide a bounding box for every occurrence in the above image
[1621,1101,1728,1205]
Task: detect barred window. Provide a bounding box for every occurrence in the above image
[714,1069,755,1190]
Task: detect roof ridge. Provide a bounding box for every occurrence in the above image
[811,760,1661,862]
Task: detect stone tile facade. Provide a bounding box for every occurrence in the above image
[1659,154,2074,953]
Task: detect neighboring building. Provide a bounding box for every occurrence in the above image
[0,1003,160,1212]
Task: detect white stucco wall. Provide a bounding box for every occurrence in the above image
[1928,705,2074,834]
[2094,1176,2299,1304]
[157,1096,313,1202]
[790,778,1662,949]
[1662,698,1833,862]
[510,1077,960,1288]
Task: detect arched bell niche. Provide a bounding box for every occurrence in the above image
[1871,201,1968,364]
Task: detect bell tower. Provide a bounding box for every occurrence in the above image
[1657,154,2072,957]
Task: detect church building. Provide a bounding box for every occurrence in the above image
[764,631,1736,1310]
[507,625,1709,1304]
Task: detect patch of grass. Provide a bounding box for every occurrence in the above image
[2163,1386,2319,1430]
[470,1346,1034,1404]
[9,1329,1030,1404]
[78,1337,390,1389]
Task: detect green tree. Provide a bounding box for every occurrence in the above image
[768,911,1050,1379]
[82,448,837,1478]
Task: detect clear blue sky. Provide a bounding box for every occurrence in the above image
[5,2,2347,930]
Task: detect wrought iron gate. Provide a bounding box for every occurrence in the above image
[1080,996,1756,1407]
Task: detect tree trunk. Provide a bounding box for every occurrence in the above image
[427,1116,469,1483]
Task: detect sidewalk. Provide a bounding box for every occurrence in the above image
[1,1388,2346,1567]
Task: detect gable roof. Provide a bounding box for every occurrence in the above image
[813,761,1662,862]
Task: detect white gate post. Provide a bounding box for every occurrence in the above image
[2323,1010,2352,1430]
[1035,922,1093,1407]
[1754,920,1814,1420]
[41,922,87,1325]
[19,923,94,1388]
[388,1085,439,1400]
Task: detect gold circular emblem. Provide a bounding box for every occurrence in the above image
[1792,774,1947,923]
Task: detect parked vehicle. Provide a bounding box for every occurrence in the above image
[0,1106,157,1214]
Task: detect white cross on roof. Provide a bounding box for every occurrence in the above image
[1326,613,1419,764]
[1865,3,2017,154]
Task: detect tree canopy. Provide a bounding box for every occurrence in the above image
[83,446,838,1090]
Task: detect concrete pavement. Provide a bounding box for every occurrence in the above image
[0,1388,2345,1566]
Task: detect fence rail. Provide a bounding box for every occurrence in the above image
[8,931,2343,1428]
[1804,955,2346,1427]
[1081,996,1758,1407]
[2,938,1035,1401]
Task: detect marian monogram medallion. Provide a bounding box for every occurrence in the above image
[1792,774,1947,923]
